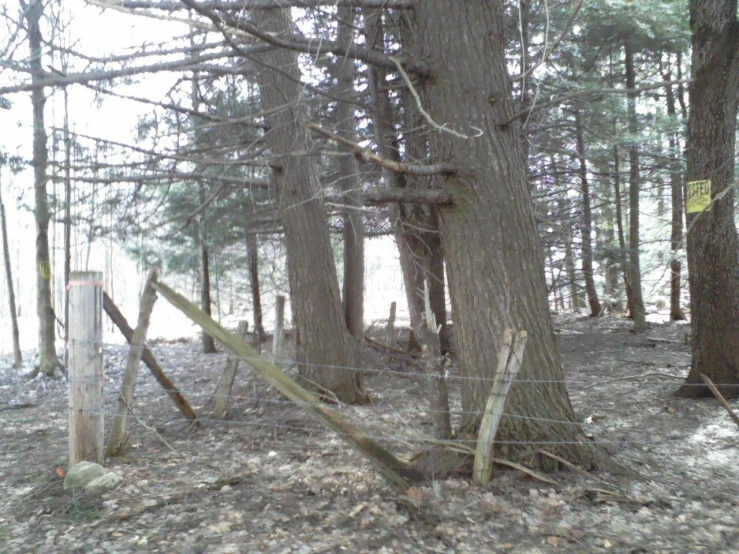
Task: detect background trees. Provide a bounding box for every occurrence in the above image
[1,0,737,465]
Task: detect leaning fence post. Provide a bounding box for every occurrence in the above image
[68,271,104,468]
[212,320,249,418]
[273,295,285,356]
[473,328,528,485]
[107,269,158,457]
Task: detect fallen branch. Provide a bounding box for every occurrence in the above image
[152,278,422,487]
[701,374,739,430]
[0,403,38,412]
[364,335,420,361]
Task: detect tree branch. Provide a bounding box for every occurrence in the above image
[306,122,457,176]
[502,79,694,125]
[52,172,271,187]
[0,49,253,95]
[177,0,431,76]
[119,0,412,8]
[362,188,453,205]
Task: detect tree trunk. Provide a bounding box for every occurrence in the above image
[0,170,23,368]
[63,87,72,365]
[252,8,363,403]
[397,13,450,353]
[246,232,265,347]
[198,185,217,354]
[575,109,602,317]
[598,171,621,308]
[623,37,648,330]
[613,146,634,317]
[663,65,686,322]
[414,0,600,467]
[365,8,451,438]
[675,0,739,398]
[335,5,365,340]
[26,0,62,376]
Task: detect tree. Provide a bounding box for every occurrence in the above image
[623,35,649,330]
[0,166,23,368]
[413,0,600,465]
[333,6,365,340]
[24,0,62,376]
[675,0,739,397]
[251,7,365,403]
[574,108,602,316]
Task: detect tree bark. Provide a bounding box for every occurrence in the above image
[413,0,600,466]
[0,170,23,368]
[246,232,265,347]
[675,0,739,398]
[198,184,217,354]
[252,7,363,403]
[335,5,365,340]
[663,65,686,322]
[613,146,634,317]
[623,36,648,330]
[26,0,62,376]
[574,109,601,317]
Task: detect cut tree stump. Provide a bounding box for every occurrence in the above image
[212,320,250,418]
[474,329,528,485]
[107,269,158,457]
[103,291,197,422]
[152,278,422,487]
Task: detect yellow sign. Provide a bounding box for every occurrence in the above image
[39,261,52,280]
[686,180,711,213]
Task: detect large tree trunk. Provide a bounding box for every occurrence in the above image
[26,0,62,376]
[623,37,648,330]
[675,0,739,398]
[246,232,265,346]
[252,8,363,403]
[198,185,217,354]
[414,0,600,466]
[335,5,365,340]
[575,109,601,317]
[0,170,23,368]
[663,65,686,322]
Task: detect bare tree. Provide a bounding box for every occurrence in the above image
[251,7,364,403]
[24,0,62,376]
[0,167,23,368]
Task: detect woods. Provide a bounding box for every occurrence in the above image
[1,0,739,550]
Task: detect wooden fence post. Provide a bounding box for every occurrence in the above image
[386,301,396,349]
[107,269,158,457]
[273,295,285,356]
[212,320,249,418]
[68,271,104,468]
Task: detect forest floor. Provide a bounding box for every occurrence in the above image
[1,314,738,554]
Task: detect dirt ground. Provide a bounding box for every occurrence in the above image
[1,315,738,554]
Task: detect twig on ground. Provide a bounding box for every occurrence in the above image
[123,397,177,452]
[580,372,681,390]
[700,374,739,430]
